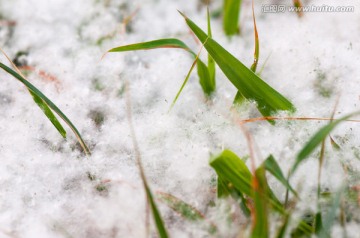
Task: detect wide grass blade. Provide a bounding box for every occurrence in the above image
[292,112,359,173]
[108,38,194,55]
[210,150,283,213]
[263,155,298,197]
[179,11,295,120]
[223,0,242,36]
[210,150,252,196]
[0,62,90,155]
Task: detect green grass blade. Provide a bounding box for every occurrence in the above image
[223,0,242,36]
[197,59,214,95]
[157,192,204,221]
[179,11,295,119]
[235,1,257,105]
[250,0,259,73]
[251,166,269,238]
[144,184,169,238]
[263,155,298,197]
[0,62,90,155]
[210,150,253,196]
[319,187,344,238]
[29,90,66,138]
[108,38,195,56]
[207,8,216,92]
[169,56,198,110]
[275,214,290,238]
[292,112,359,173]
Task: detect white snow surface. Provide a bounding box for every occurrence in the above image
[0,0,359,237]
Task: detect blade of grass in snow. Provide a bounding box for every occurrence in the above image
[275,214,290,238]
[291,112,360,174]
[156,191,217,233]
[210,150,253,196]
[234,0,258,104]
[157,192,204,221]
[210,150,284,213]
[0,48,67,139]
[179,11,295,121]
[251,166,269,238]
[207,7,216,92]
[0,62,90,155]
[263,155,298,197]
[125,82,168,238]
[29,90,66,138]
[318,187,344,238]
[223,0,242,36]
[107,38,214,107]
[250,0,259,73]
[169,43,208,110]
[108,38,194,56]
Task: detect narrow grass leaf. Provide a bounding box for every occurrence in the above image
[292,112,360,173]
[179,11,295,120]
[251,166,269,238]
[234,0,258,105]
[144,184,169,238]
[275,214,290,238]
[0,62,90,155]
[319,187,344,238]
[250,0,259,73]
[29,91,66,138]
[207,7,216,92]
[223,0,242,36]
[108,38,195,56]
[157,192,204,222]
[197,59,214,95]
[263,155,298,197]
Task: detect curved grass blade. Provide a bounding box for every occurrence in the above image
[108,38,215,106]
[108,38,195,56]
[0,62,90,155]
[210,150,283,213]
[223,0,242,36]
[263,155,298,197]
[29,90,66,138]
[210,150,253,196]
[292,112,360,173]
[179,11,295,121]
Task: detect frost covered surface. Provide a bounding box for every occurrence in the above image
[0,0,359,237]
